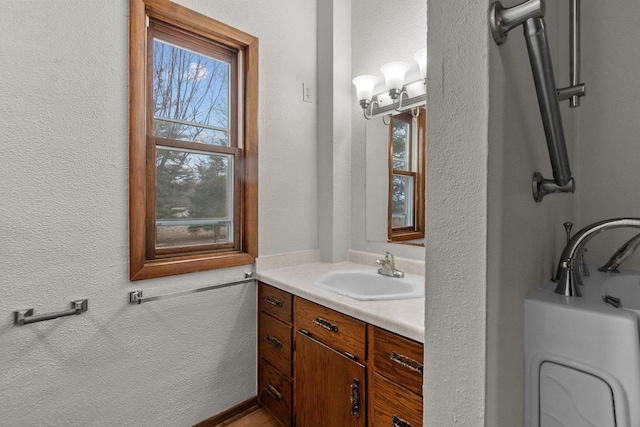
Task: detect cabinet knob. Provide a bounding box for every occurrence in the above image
[350,378,361,417]
[264,384,283,400]
[392,414,413,427]
[265,335,282,349]
[313,316,339,332]
[264,296,283,307]
[390,351,423,375]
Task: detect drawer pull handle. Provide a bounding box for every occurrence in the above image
[265,384,283,400]
[390,351,423,375]
[391,414,412,427]
[265,335,282,349]
[350,378,361,417]
[313,317,339,332]
[264,296,283,307]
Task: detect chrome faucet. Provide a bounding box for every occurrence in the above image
[555,218,640,297]
[374,251,404,278]
[598,232,640,274]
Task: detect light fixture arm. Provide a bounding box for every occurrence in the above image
[361,98,380,120]
[391,88,410,112]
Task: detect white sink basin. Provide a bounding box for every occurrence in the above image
[313,270,424,301]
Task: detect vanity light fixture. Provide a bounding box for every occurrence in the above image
[353,48,427,119]
[352,74,380,120]
[413,48,427,84]
[381,61,410,111]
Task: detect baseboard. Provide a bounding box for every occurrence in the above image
[193,396,259,427]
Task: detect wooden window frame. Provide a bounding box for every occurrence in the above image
[129,0,258,280]
[387,108,426,243]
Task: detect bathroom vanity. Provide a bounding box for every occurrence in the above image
[256,261,425,427]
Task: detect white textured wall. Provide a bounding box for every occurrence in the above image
[424,0,488,425]
[318,0,352,263]
[486,1,575,425]
[574,0,640,270]
[350,0,426,260]
[177,0,319,257]
[0,0,317,425]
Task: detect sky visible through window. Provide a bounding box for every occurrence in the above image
[153,39,230,146]
[152,38,233,248]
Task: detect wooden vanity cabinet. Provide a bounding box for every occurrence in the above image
[294,331,366,427]
[258,283,293,427]
[257,282,424,427]
[294,297,366,360]
[293,298,367,426]
[368,325,424,427]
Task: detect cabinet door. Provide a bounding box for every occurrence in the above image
[294,331,366,427]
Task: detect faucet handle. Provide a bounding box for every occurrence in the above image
[383,251,395,266]
[563,222,573,244]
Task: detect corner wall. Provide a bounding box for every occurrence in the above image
[0,1,318,425]
[485,1,575,425]
[318,0,352,263]
[424,0,489,424]
[574,0,640,269]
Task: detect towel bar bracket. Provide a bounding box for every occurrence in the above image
[14,299,89,326]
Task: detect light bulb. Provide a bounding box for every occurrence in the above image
[380,62,409,98]
[352,75,378,108]
[413,48,427,80]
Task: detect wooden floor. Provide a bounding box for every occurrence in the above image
[224,407,280,427]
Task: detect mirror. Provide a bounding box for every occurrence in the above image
[366,107,426,245]
[352,0,427,247]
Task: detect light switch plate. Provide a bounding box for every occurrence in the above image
[303,83,312,103]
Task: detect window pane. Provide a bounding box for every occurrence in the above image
[155,147,233,249]
[391,174,414,228]
[153,118,228,146]
[392,119,410,171]
[153,39,230,146]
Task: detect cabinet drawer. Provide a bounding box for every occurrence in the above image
[258,282,293,324]
[259,358,292,427]
[294,297,366,361]
[259,283,293,324]
[259,312,292,376]
[371,373,423,427]
[371,326,423,396]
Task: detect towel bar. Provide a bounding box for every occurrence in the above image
[14,299,89,326]
[129,272,255,304]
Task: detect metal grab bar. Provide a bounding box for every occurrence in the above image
[14,299,89,326]
[523,18,574,186]
[129,273,255,305]
[557,0,585,107]
[489,0,576,202]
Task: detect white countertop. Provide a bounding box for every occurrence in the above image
[256,261,425,343]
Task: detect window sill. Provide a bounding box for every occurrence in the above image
[389,231,425,243]
[131,251,254,281]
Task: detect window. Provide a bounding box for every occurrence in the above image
[388,107,425,242]
[129,0,258,280]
